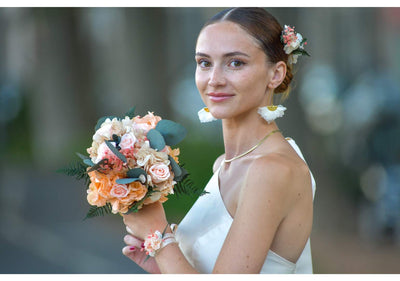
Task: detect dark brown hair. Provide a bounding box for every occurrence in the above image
[201,7,293,98]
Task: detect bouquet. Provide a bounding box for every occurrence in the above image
[60,107,200,219]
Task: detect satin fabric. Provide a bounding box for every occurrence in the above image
[175,138,316,273]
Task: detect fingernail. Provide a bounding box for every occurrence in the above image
[130,246,136,251]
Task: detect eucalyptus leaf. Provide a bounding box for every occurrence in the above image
[124,106,136,119]
[115,178,140,184]
[147,129,166,151]
[127,168,147,179]
[168,155,182,179]
[292,49,310,57]
[174,166,188,182]
[94,116,119,131]
[83,158,94,167]
[87,158,109,172]
[155,119,187,146]
[112,134,121,144]
[105,140,127,163]
[76,152,90,160]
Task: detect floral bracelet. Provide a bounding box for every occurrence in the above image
[141,224,178,258]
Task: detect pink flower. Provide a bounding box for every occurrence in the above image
[94,142,113,164]
[142,231,163,257]
[110,184,129,198]
[119,132,137,150]
[148,163,171,183]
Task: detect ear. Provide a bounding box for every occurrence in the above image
[267,61,287,90]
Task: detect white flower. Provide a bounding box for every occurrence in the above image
[93,117,124,143]
[119,132,137,150]
[288,54,299,65]
[121,116,135,133]
[93,141,114,163]
[258,105,287,124]
[143,231,163,257]
[198,107,217,123]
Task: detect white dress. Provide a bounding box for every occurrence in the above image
[175,138,316,274]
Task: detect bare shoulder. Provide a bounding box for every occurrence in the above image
[212,154,226,173]
[238,152,310,213]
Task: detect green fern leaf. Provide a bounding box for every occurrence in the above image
[57,161,89,186]
[172,164,207,198]
[84,203,113,220]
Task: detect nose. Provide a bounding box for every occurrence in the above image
[208,66,226,87]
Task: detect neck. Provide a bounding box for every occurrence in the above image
[222,109,279,161]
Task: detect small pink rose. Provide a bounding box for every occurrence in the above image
[119,132,137,150]
[148,163,170,183]
[110,184,129,198]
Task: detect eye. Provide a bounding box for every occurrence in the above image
[229,60,245,68]
[197,59,211,68]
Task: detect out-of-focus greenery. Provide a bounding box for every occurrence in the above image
[164,133,224,223]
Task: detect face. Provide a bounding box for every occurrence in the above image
[195,21,275,120]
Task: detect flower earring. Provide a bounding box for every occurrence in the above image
[198,107,218,123]
[258,105,286,124]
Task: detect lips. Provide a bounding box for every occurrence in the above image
[207,92,234,102]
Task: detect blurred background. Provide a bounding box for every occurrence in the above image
[0,7,400,274]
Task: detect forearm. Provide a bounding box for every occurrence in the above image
[155,243,199,274]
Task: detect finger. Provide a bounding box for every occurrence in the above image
[126,226,134,235]
[124,234,143,247]
[122,245,138,256]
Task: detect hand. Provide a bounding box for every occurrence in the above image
[122,233,161,274]
[122,201,168,240]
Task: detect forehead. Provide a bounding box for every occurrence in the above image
[196,21,261,53]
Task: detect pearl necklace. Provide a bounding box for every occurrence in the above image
[224,129,281,163]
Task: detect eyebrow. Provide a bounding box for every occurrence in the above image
[195,51,250,58]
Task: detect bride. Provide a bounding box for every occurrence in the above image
[121,7,315,274]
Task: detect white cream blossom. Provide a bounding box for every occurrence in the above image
[258,105,287,124]
[198,107,218,123]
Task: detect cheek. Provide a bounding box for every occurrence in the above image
[195,70,207,93]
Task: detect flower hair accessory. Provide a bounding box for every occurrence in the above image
[258,105,287,124]
[281,25,310,65]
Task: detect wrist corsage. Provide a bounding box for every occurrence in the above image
[142,224,178,259]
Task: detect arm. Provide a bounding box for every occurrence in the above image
[122,202,199,274]
[123,155,294,273]
[213,155,295,273]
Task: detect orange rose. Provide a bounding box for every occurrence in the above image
[87,187,107,207]
[163,146,180,164]
[133,112,161,132]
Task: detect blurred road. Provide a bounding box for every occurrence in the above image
[0,165,145,273]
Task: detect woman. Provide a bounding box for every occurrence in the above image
[122,7,315,274]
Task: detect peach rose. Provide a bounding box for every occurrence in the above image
[110,184,129,198]
[109,181,148,214]
[133,112,161,132]
[149,163,170,183]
